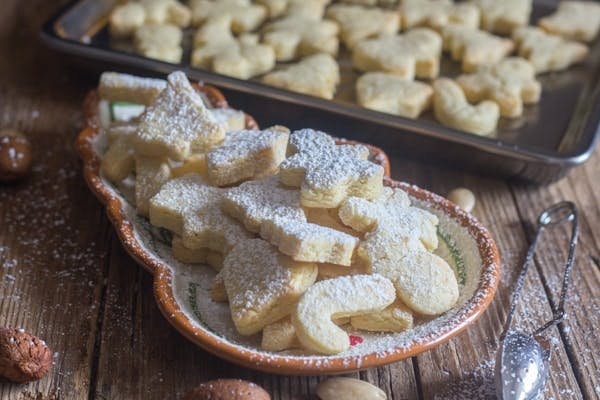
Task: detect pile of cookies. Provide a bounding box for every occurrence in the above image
[108,0,600,136]
[98,71,461,355]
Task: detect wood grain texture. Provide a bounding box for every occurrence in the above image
[0,1,598,399]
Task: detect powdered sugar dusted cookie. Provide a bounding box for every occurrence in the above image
[99,72,166,106]
[512,26,589,74]
[326,4,400,49]
[172,236,223,270]
[442,25,514,72]
[262,54,340,99]
[135,155,172,216]
[134,24,183,63]
[206,126,290,186]
[433,78,500,136]
[148,174,251,253]
[400,0,480,31]
[223,175,306,233]
[471,0,532,35]
[356,72,433,119]
[222,238,318,335]
[133,71,224,161]
[292,274,396,354]
[189,0,267,32]
[262,16,339,61]
[456,57,541,118]
[539,1,600,43]
[350,299,414,332]
[260,217,359,265]
[261,317,302,351]
[352,28,442,79]
[279,129,384,208]
[170,154,207,179]
[101,136,135,183]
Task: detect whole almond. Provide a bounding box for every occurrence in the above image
[0,328,52,383]
[447,187,476,212]
[183,379,270,400]
[316,377,386,400]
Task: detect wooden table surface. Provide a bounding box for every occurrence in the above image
[1,2,599,399]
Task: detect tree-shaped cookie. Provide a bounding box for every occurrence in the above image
[262,53,340,99]
[279,129,384,208]
[206,126,290,186]
[149,174,252,254]
[456,57,541,118]
[189,0,267,33]
[262,16,339,61]
[352,28,442,79]
[538,1,600,43]
[257,0,329,20]
[400,0,480,31]
[326,4,400,49]
[471,0,532,35]
[133,71,225,161]
[442,25,514,72]
[432,78,500,136]
[512,27,588,74]
[337,187,459,316]
[221,238,318,335]
[222,175,306,233]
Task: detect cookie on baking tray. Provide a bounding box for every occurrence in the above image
[471,0,532,35]
[352,28,442,79]
[538,1,600,43]
[189,0,267,33]
[400,0,480,31]
[512,26,589,74]
[96,70,467,356]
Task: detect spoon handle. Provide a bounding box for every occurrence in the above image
[500,201,579,341]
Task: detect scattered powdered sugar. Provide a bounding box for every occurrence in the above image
[432,359,497,399]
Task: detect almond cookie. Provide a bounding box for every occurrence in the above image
[258,0,330,19]
[172,236,223,269]
[191,17,276,79]
[134,24,183,63]
[223,175,306,233]
[260,216,359,265]
[352,28,442,79]
[433,78,500,136]
[350,299,414,332]
[149,174,252,253]
[262,16,339,61]
[356,72,433,119]
[101,136,135,182]
[206,126,289,186]
[109,3,146,38]
[262,54,340,99]
[442,25,514,72]
[471,0,532,35]
[400,0,480,31]
[512,26,589,74]
[135,155,171,216]
[133,71,224,161]
[326,4,400,49]
[261,317,302,351]
[539,1,600,43]
[189,0,267,32]
[292,274,396,354]
[456,57,541,118]
[279,129,384,208]
[222,239,318,335]
[139,0,192,26]
[98,72,166,106]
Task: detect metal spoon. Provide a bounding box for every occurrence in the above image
[495,201,579,400]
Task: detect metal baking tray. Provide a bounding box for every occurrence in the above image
[41,0,600,183]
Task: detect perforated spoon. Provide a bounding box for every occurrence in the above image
[495,201,579,400]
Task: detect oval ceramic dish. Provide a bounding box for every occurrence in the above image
[76,83,500,375]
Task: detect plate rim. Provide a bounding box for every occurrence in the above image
[76,85,500,375]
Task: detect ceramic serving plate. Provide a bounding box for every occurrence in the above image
[76,83,500,375]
